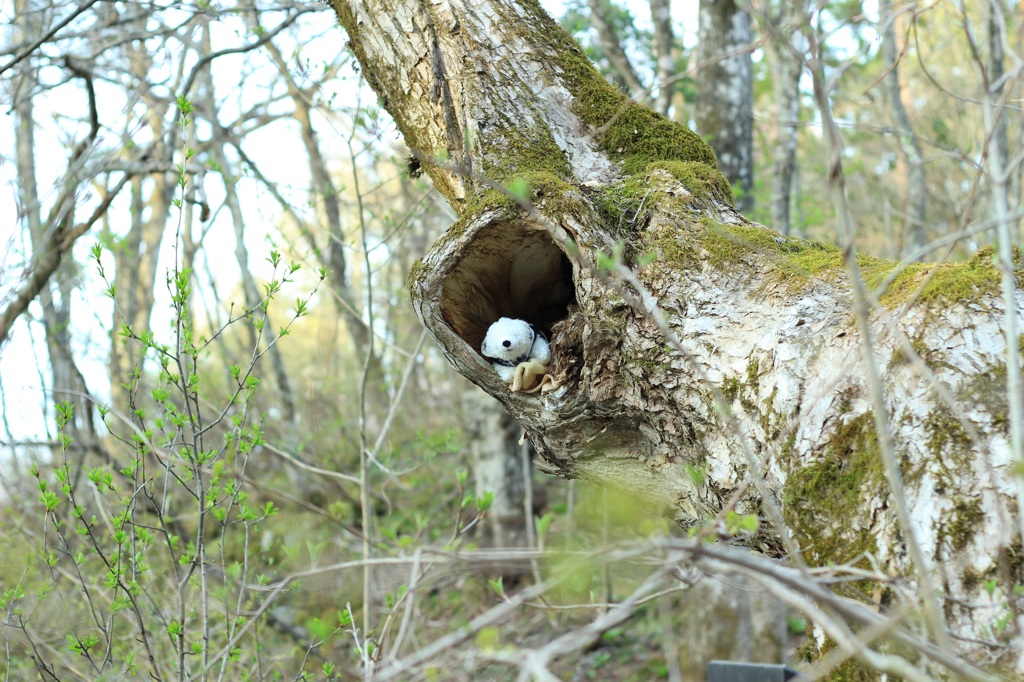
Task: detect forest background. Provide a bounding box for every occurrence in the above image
[1,0,1021,680]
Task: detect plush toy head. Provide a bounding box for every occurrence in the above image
[481,317,536,364]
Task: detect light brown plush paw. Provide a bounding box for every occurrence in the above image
[510,359,547,392]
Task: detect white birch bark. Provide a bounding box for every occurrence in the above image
[760,0,805,236]
[695,0,754,212]
[880,0,927,256]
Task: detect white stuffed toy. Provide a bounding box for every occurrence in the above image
[481,317,551,389]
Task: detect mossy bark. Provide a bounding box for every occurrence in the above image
[331,0,1024,666]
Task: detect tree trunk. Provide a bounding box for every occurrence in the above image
[12,0,98,450]
[648,0,675,118]
[330,0,1024,666]
[107,39,175,409]
[462,387,529,547]
[880,0,927,257]
[585,0,646,103]
[760,0,805,237]
[985,0,1019,241]
[197,24,297,423]
[695,0,754,212]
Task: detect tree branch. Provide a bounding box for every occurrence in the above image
[0,62,121,347]
[0,0,101,79]
[586,0,647,101]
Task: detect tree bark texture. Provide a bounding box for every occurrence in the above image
[880,0,926,257]
[648,0,675,118]
[760,0,805,236]
[462,387,529,547]
[331,0,1024,663]
[695,0,754,212]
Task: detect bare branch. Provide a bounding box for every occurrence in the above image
[0,0,101,79]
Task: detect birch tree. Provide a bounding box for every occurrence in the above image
[330,0,1024,672]
[695,0,754,212]
[879,0,927,256]
[756,0,806,237]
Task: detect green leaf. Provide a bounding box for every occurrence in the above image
[725,510,759,535]
[636,250,657,268]
[306,617,331,640]
[175,94,194,115]
[534,513,552,542]
[684,463,705,487]
[595,250,616,273]
[507,178,530,200]
[475,627,500,652]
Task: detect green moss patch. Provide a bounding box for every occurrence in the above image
[472,171,579,215]
[961,566,981,592]
[800,638,880,682]
[944,498,983,552]
[876,244,1024,307]
[650,219,1022,310]
[553,50,716,172]
[1002,538,1024,586]
[650,218,841,285]
[783,413,885,566]
[427,168,582,264]
[645,161,733,204]
[406,257,428,292]
[592,173,656,237]
[889,336,947,371]
[518,1,729,202]
[923,408,973,492]
[958,359,1016,435]
[481,125,572,187]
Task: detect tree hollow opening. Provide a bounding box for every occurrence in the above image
[440,223,576,354]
